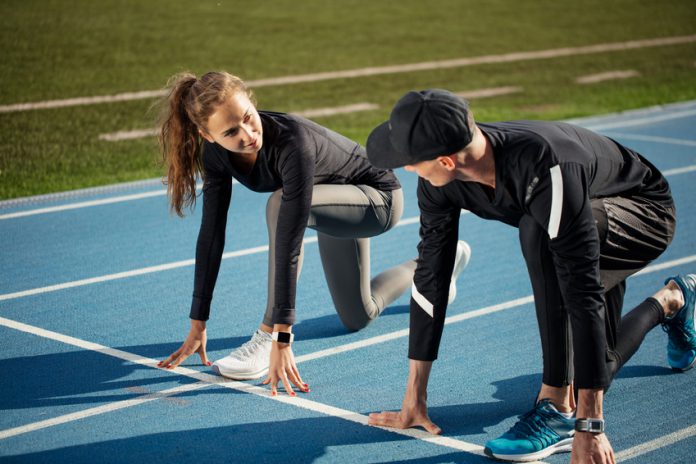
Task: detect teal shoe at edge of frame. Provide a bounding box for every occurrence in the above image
[662,274,696,372]
[484,399,575,462]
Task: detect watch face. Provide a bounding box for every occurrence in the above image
[588,421,601,432]
[576,419,604,433]
[274,332,293,344]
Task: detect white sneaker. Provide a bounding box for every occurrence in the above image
[212,329,272,380]
[448,240,471,304]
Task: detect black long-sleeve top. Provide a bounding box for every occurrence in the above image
[409,120,671,389]
[189,111,400,325]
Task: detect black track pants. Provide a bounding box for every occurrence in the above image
[519,196,675,387]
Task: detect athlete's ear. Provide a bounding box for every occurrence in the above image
[437,155,457,171]
[198,129,214,143]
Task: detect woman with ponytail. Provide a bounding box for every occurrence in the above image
[156,71,470,395]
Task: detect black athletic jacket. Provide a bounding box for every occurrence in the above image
[409,120,671,389]
[190,111,400,325]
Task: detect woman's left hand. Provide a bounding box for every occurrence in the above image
[262,342,309,396]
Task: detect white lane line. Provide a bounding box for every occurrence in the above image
[0,189,168,220]
[0,178,166,209]
[634,254,696,276]
[616,423,696,462]
[575,70,640,84]
[1,252,694,453]
[0,213,429,301]
[0,381,210,440]
[2,34,695,113]
[585,108,696,131]
[566,100,696,128]
[662,165,696,176]
[602,132,696,147]
[0,180,220,220]
[0,243,270,302]
[0,316,487,458]
[98,103,380,142]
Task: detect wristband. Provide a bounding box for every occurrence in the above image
[575,418,605,434]
[272,331,294,345]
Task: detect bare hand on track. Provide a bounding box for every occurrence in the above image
[158,319,211,369]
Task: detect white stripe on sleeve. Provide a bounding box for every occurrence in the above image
[411,282,434,318]
[548,165,564,239]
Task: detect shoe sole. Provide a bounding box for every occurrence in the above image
[211,363,269,380]
[448,241,472,304]
[452,241,472,279]
[483,437,574,462]
[670,356,696,372]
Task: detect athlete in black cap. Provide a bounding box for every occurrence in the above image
[365,89,695,463]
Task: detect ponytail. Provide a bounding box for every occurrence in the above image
[158,73,203,216]
[158,73,203,217]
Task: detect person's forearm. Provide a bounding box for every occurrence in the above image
[577,388,604,419]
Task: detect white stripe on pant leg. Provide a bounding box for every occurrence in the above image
[548,165,564,239]
[411,282,434,317]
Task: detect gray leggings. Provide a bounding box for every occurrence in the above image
[263,185,416,331]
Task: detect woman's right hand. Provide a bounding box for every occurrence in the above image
[158,319,211,369]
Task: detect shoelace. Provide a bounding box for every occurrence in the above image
[229,332,270,360]
[508,407,561,447]
[662,320,696,348]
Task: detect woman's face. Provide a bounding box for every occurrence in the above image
[200,91,263,154]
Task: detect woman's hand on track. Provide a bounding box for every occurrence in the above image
[158,319,211,369]
[262,342,309,396]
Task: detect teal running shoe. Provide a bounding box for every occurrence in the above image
[662,274,696,372]
[484,400,574,462]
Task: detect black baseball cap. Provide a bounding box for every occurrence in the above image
[366,89,473,169]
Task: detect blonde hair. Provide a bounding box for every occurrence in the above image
[157,71,253,216]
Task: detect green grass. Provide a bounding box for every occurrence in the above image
[1,0,695,199]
